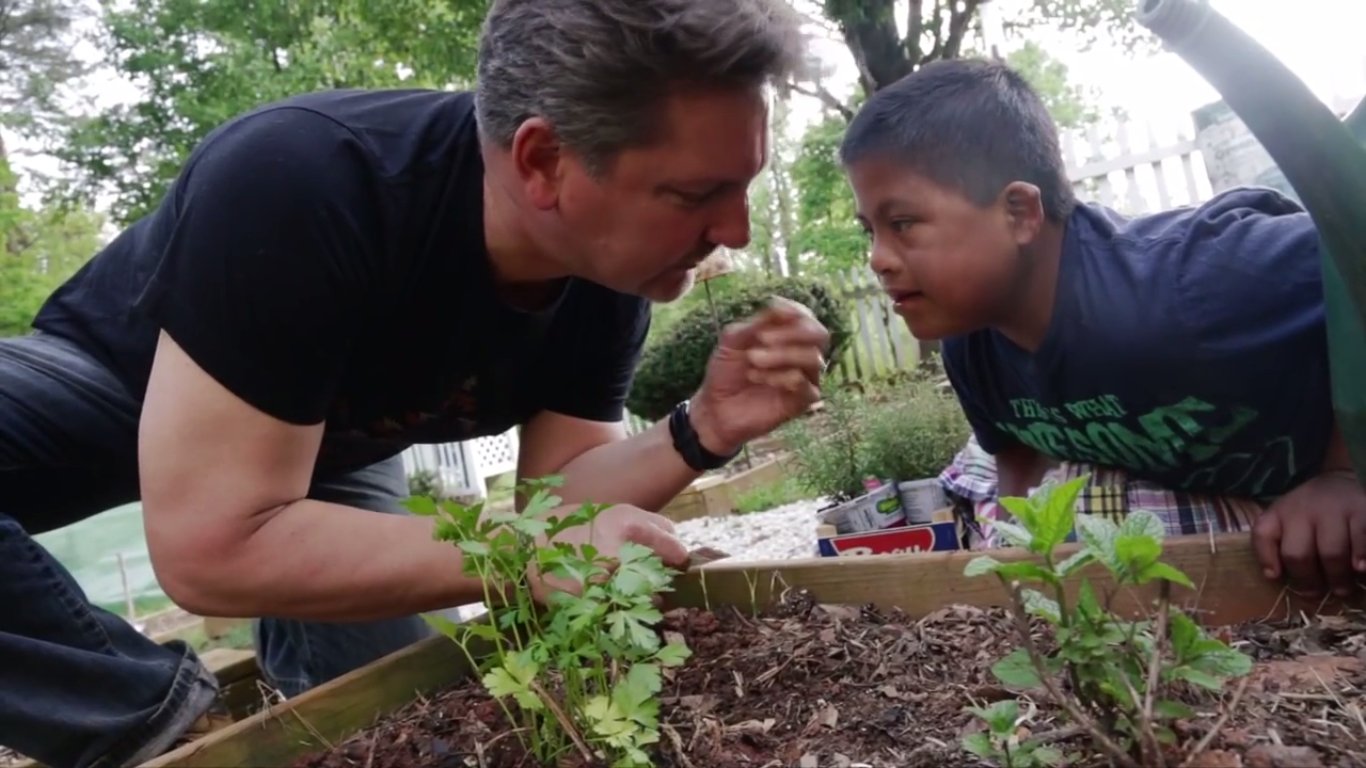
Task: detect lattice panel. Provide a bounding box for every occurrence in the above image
[471,429,519,476]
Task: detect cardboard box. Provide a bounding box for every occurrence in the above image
[817,519,961,557]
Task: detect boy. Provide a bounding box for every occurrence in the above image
[839,58,1366,599]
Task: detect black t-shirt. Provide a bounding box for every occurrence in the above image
[33,88,651,474]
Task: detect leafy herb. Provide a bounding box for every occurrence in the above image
[963,476,1253,768]
[408,476,691,767]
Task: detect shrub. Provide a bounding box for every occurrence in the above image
[779,374,972,502]
[626,275,851,422]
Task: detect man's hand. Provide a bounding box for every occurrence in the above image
[1253,470,1366,597]
[689,296,830,455]
[506,504,689,604]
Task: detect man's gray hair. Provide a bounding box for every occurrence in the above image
[474,0,807,171]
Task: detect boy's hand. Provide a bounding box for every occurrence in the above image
[1252,471,1366,597]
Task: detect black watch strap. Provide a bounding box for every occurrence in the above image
[669,400,741,472]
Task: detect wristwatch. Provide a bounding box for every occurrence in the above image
[668,400,741,472]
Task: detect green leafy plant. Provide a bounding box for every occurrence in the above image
[962,699,1065,768]
[407,476,692,767]
[963,476,1254,768]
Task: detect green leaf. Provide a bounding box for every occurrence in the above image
[970,699,1020,733]
[1169,666,1226,691]
[1114,533,1162,579]
[992,520,1035,549]
[1168,612,1206,663]
[655,641,692,667]
[1120,509,1166,541]
[1021,588,1062,624]
[1190,646,1253,678]
[999,496,1039,531]
[992,648,1043,688]
[1035,474,1088,553]
[457,539,491,557]
[510,515,550,539]
[1031,745,1066,766]
[1056,548,1095,578]
[420,612,463,638]
[960,732,996,760]
[1137,561,1196,589]
[964,555,1003,577]
[1153,699,1196,720]
[403,495,438,516]
[1075,513,1121,571]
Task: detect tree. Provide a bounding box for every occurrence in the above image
[55,0,490,226]
[806,0,1149,100]
[0,156,105,337]
[0,0,87,179]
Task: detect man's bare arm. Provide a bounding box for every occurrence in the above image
[139,331,485,620]
[995,441,1052,498]
[515,409,703,514]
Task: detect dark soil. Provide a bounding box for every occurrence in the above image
[291,592,1366,768]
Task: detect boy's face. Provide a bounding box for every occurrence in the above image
[847,160,1035,340]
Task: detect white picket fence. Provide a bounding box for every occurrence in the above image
[399,428,519,499]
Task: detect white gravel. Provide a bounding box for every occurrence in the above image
[674,497,831,562]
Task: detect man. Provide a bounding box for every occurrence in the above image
[0,1,827,766]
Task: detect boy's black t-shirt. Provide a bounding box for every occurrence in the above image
[32,88,652,474]
[942,187,1332,502]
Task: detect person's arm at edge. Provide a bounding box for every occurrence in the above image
[140,332,488,622]
[995,440,1053,499]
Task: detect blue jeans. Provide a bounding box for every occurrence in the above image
[0,332,432,768]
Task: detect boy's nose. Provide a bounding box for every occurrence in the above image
[867,239,902,276]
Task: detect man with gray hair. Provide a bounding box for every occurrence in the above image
[0,2,823,766]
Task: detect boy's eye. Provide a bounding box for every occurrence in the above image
[890,218,916,233]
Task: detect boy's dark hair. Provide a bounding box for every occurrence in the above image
[840,58,1076,223]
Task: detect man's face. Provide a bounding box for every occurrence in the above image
[553,87,769,302]
[847,159,1028,340]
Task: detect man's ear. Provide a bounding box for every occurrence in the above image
[1001,181,1045,245]
[510,117,563,211]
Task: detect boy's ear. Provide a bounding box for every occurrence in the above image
[1001,181,1045,245]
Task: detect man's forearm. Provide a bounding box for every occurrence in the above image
[167,499,487,621]
[549,419,704,512]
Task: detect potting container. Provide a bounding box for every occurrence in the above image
[816,519,961,557]
[817,482,904,533]
[896,477,948,524]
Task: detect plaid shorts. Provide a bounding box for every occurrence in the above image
[939,436,1266,550]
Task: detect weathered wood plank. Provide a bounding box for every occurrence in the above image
[141,531,1366,767]
[671,532,1366,628]
[142,633,472,768]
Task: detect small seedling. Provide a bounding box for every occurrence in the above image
[963,476,1253,768]
[406,476,691,767]
[961,699,1065,768]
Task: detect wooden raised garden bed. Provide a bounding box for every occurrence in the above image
[659,455,789,523]
[145,531,1366,768]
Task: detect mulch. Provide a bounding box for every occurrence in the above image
[289,590,1366,768]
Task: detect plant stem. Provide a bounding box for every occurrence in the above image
[1179,675,1250,768]
[1006,581,1140,768]
[1140,581,1172,768]
[530,679,596,766]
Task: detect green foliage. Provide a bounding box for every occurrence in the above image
[963,477,1253,766]
[55,0,489,225]
[789,116,866,276]
[626,275,851,422]
[961,699,1065,768]
[0,157,104,337]
[409,476,691,767]
[780,377,971,501]
[1005,41,1100,130]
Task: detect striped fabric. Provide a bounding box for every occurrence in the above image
[938,435,1264,550]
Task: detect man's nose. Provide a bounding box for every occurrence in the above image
[707,193,751,250]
